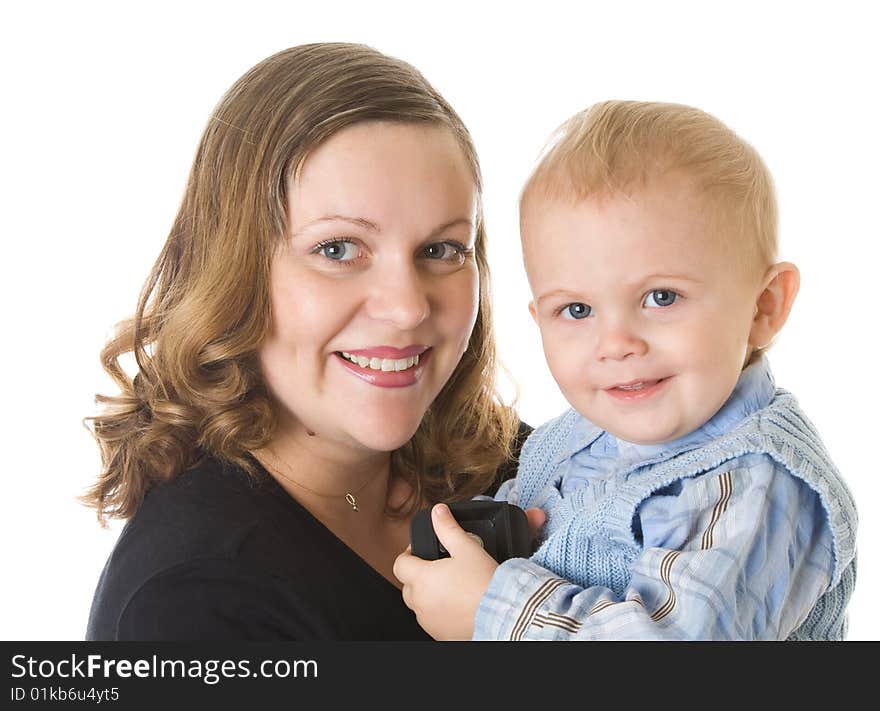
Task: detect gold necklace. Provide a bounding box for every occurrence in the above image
[256,447,383,512]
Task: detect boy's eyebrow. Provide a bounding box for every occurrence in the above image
[535,274,704,305]
[638,273,705,285]
[535,289,585,306]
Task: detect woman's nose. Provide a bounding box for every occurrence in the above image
[364,262,430,330]
[594,318,648,361]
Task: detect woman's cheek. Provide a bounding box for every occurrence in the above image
[440,266,480,347]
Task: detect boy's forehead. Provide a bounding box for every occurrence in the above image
[520,182,731,286]
[522,181,708,245]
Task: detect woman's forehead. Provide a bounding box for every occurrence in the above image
[289,122,478,235]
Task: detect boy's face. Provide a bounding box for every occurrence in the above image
[522,177,763,445]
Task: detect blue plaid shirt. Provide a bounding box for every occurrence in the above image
[475,358,856,640]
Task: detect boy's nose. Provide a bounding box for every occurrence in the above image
[594,320,648,361]
[364,262,430,331]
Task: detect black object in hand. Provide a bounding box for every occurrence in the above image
[410,501,531,563]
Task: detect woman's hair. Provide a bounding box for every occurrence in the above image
[84,43,518,522]
[521,100,778,276]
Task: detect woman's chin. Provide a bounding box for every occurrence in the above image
[344,421,422,454]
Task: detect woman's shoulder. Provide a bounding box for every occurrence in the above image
[103,453,328,569]
[135,454,269,519]
[86,455,309,639]
[113,456,271,556]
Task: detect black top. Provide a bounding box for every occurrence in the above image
[86,423,530,640]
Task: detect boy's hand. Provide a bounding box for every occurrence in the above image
[393,503,499,640]
[525,506,546,542]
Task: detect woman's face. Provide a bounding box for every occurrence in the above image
[260,122,480,455]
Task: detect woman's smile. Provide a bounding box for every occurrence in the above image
[335,346,432,388]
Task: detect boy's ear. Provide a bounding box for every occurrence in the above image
[749,262,800,350]
[528,300,538,324]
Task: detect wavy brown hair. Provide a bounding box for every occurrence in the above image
[84,43,518,523]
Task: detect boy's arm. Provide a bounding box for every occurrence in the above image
[393,504,499,640]
[393,504,547,640]
[475,457,836,640]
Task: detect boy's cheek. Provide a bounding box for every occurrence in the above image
[537,324,566,371]
[544,340,591,394]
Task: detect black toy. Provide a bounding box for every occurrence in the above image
[410,500,531,563]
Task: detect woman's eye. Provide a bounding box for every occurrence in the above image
[422,241,466,262]
[316,240,359,261]
[561,303,591,320]
[643,289,678,308]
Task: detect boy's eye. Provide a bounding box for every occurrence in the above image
[643,289,678,308]
[561,303,592,320]
[315,239,359,261]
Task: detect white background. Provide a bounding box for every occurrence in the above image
[2,0,877,640]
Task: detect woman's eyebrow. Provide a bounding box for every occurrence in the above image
[293,215,473,239]
[427,217,474,239]
[293,215,380,236]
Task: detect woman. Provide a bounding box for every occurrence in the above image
[84,43,524,640]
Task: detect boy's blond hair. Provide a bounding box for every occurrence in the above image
[521,101,778,275]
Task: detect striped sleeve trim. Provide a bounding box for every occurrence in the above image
[588,592,648,617]
[649,550,681,622]
[589,599,617,615]
[701,470,733,550]
[510,578,568,641]
[532,611,582,634]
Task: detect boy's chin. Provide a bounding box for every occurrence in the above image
[597,417,687,446]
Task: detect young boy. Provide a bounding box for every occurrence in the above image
[394,101,857,640]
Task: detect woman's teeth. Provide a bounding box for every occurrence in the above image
[340,352,420,371]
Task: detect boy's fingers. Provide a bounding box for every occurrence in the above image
[400,583,414,609]
[392,548,418,583]
[525,507,547,541]
[432,503,481,557]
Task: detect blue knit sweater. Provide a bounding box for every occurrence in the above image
[477,359,857,640]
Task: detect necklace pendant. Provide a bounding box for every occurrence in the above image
[345,493,358,511]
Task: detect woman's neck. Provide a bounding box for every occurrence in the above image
[255,421,396,521]
[253,424,418,588]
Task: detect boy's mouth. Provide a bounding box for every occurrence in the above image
[610,378,664,391]
[605,377,670,400]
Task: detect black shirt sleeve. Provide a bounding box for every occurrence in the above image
[116,558,317,641]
